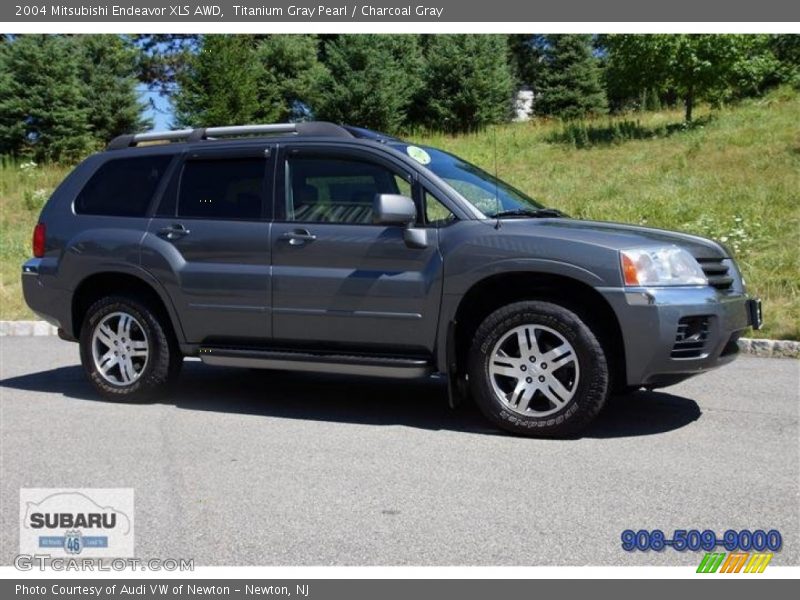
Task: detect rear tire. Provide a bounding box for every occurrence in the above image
[468,301,609,437]
[79,296,182,402]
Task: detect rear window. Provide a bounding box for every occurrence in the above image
[75,155,172,217]
[177,158,265,220]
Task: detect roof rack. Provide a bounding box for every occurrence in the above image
[106,121,353,150]
[342,125,401,143]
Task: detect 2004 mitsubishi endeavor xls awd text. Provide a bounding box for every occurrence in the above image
[22,122,762,436]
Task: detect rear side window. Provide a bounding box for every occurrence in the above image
[75,155,172,217]
[177,158,265,220]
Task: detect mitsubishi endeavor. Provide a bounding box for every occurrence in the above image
[22,122,762,436]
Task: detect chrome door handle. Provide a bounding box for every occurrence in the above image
[280,229,317,245]
[158,223,190,240]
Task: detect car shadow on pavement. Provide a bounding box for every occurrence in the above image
[0,362,701,439]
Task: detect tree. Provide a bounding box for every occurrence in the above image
[315,35,423,133]
[76,35,149,142]
[603,35,762,122]
[254,35,328,122]
[131,34,198,96]
[0,35,94,162]
[416,35,514,132]
[767,34,800,88]
[173,35,261,127]
[535,35,607,119]
[508,35,547,92]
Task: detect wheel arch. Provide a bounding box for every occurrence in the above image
[71,270,184,345]
[447,271,627,391]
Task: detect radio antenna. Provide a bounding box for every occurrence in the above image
[493,123,501,229]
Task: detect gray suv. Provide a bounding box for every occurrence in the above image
[22,122,762,436]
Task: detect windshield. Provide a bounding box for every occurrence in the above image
[392,143,544,217]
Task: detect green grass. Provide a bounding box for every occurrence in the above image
[0,158,71,320]
[1,88,798,339]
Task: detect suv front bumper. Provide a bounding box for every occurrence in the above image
[602,286,760,388]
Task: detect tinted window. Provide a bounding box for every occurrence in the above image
[75,155,171,217]
[390,143,544,217]
[286,157,410,224]
[178,158,265,220]
[425,191,455,226]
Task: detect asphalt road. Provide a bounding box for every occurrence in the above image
[1,337,798,566]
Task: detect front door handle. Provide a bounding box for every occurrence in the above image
[158,223,191,240]
[280,229,317,246]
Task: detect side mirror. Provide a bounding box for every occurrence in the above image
[373,194,416,226]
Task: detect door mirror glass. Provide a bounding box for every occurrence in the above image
[373,194,416,226]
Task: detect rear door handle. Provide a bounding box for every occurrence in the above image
[158,223,191,240]
[280,229,317,246]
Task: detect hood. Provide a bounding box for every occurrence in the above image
[500,218,729,260]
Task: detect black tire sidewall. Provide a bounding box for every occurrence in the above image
[79,296,172,402]
[468,301,609,436]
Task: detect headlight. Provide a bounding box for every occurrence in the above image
[620,246,707,286]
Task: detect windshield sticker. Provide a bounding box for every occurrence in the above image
[406,145,431,165]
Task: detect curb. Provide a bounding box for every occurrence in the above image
[736,337,800,359]
[1,320,798,359]
[0,320,58,337]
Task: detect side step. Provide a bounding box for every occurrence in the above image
[198,347,433,379]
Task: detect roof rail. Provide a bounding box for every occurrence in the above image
[106,121,353,150]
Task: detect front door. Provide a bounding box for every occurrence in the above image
[142,146,273,344]
[270,147,443,354]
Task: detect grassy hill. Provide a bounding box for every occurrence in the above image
[414,87,799,340]
[2,87,798,339]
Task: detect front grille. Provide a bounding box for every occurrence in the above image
[672,316,711,358]
[697,258,734,290]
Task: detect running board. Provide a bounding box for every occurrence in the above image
[198,347,433,379]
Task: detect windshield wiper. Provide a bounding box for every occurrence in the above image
[489,207,567,219]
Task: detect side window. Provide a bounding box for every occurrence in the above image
[425,191,455,226]
[394,174,412,198]
[286,156,412,224]
[75,155,171,217]
[177,158,265,220]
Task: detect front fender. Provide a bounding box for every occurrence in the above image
[443,257,605,296]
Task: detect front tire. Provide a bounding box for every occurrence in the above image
[79,296,181,402]
[468,301,609,437]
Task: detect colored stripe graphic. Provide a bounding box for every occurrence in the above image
[720,552,749,573]
[697,553,726,573]
[744,553,773,573]
[698,552,774,574]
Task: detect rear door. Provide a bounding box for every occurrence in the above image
[141,145,273,344]
[270,145,444,354]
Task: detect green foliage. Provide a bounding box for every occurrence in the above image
[551,120,643,148]
[75,35,149,142]
[0,35,145,162]
[415,35,514,132]
[508,34,546,91]
[255,35,328,122]
[769,34,800,87]
[0,36,94,162]
[549,116,712,148]
[602,34,793,121]
[173,35,261,127]
[131,34,198,95]
[315,35,423,133]
[535,35,607,119]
